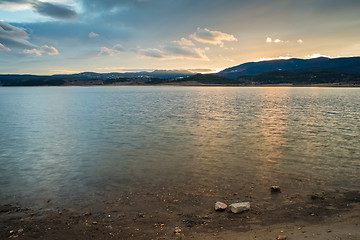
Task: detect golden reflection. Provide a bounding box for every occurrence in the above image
[183,87,240,181]
[252,87,291,183]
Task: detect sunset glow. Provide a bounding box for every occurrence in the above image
[0,0,359,74]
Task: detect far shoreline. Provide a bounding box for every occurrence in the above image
[1,83,360,88]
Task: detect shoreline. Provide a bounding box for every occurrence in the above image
[1,83,360,88]
[1,190,359,239]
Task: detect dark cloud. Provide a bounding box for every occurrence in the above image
[0,21,36,49]
[0,0,28,3]
[0,21,28,39]
[0,37,36,49]
[0,0,77,20]
[80,0,148,11]
[32,1,78,20]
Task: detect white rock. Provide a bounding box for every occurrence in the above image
[229,202,250,213]
[214,201,227,211]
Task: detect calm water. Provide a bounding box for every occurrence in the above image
[0,86,359,209]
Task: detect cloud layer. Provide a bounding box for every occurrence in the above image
[190,27,237,47]
[139,45,208,60]
[266,37,303,44]
[89,32,99,38]
[32,1,77,20]
[0,21,36,49]
[0,0,77,20]
[24,45,59,56]
[98,44,124,56]
[0,43,11,52]
[139,27,237,60]
[266,37,285,44]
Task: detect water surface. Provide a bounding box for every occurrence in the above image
[0,86,359,209]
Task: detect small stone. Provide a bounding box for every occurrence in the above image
[277,235,287,240]
[271,186,281,193]
[9,230,15,234]
[83,212,91,216]
[229,202,250,213]
[17,229,23,234]
[215,201,227,211]
[174,226,181,233]
[46,198,51,203]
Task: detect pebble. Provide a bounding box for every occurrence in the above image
[174,226,182,235]
[277,235,287,240]
[215,201,227,211]
[84,212,91,216]
[229,202,250,213]
[271,186,281,193]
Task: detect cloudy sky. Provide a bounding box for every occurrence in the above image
[0,0,359,74]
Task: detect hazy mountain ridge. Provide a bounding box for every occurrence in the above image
[216,57,360,79]
[1,57,359,86]
[54,70,195,80]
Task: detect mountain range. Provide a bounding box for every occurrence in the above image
[1,57,359,86]
[217,56,360,79]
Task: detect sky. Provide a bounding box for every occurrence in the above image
[0,0,359,74]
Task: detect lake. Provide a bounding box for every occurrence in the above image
[0,86,359,210]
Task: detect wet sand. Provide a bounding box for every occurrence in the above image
[1,189,359,239]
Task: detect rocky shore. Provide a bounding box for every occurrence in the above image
[1,189,359,239]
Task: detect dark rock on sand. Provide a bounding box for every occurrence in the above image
[271,186,281,193]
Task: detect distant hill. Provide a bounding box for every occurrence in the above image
[217,57,360,79]
[175,71,360,86]
[54,69,195,80]
[1,57,359,86]
[239,70,360,85]
[0,70,195,86]
[174,74,243,85]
